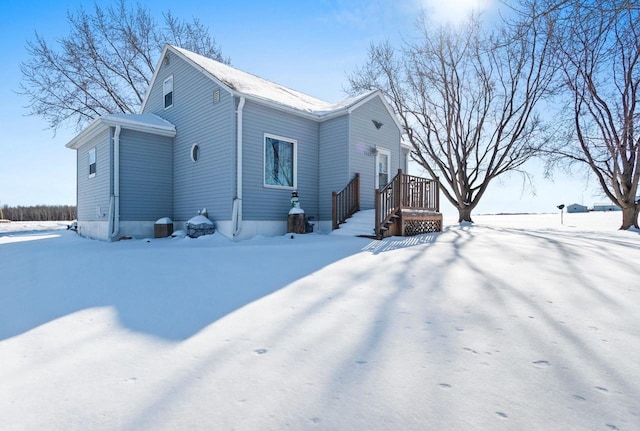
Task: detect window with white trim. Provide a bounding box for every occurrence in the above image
[88,147,96,178]
[163,75,173,109]
[264,134,297,189]
[375,147,391,188]
[191,144,200,162]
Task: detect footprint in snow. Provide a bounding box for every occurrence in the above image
[310,417,322,424]
[573,394,586,401]
[606,424,619,430]
[439,383,452,389]
[355,360,368,365]
[254,349,268,355]
[594,386,609,393]
[495,412,508,419]
[532,360,551,368]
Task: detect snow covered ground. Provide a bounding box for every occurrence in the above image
[1,213,639,430]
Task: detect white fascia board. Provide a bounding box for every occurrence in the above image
[65,118,108,149]
[101,116,176,137]
[66,115,176,149]
[345,90,404,133]
[164,45,347,122]
[167,45,235,97]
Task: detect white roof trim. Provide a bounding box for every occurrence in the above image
[140,45,403,133]
[66,113,176,149]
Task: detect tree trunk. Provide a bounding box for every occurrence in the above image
[458,206,474,223]
[620,205,640,230]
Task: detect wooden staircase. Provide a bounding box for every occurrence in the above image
[331,170,442,239]
[332,173,360,230]
[374,169,442,239]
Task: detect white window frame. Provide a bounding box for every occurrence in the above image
[375,147,391,189]
[191,143,200,162]
[263,133,297,190]
[88,147,96,178]
[163,75,173,109]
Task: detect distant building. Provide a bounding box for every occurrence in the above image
[592,202,621,212]
[567,203,588,213]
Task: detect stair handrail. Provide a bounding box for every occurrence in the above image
[332,173,360,230]
[375,169,403,238]
[375,169,440,238]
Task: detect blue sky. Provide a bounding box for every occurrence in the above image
[0,0,601,214]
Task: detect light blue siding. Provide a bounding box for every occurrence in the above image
[77,129,111,221]
[242,101,319,221]
[119,129,173,221]
[349,96,401,209]
[318,115,349,221]
[142,52,235,222]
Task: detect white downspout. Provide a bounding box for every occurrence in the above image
[109,125,121,239]
[233,97,246,237]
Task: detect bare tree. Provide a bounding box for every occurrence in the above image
[19,0,227,131]
[537,0,640,229]
[348,10,555,223]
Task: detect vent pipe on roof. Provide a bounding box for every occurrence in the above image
[232,97,246,237]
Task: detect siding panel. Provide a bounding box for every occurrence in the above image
[350,96,401,209]
[119,129,173,221]
[242,101,319,221]
[77,129,111,221]
[318,115,349,221]
[142,52,235,222]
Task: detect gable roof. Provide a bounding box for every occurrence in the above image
[66,113,176,149]
[141,45,403,130]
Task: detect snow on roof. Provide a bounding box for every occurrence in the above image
[100,113,175,131]
[66,113,176,149]
[170,45,373,117]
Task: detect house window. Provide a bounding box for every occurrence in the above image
[191,144,200,162]
[89,147,96,178]
[375,147,391,188]
[264,134,297,189]
[163,75,173,109]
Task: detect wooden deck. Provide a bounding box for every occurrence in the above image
[375,170,442,239]
[332,169,442,239]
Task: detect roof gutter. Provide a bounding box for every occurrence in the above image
[232,96,246,237]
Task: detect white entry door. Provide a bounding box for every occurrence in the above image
[375,148,391,189]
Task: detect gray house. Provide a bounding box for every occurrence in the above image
[567,203,588,213]
[67,45,413,241]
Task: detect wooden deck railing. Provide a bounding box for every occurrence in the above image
[332,173,360,230]
[375,169,440,238]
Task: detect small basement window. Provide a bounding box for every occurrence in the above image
[89,147,96,178]
[191,144,200,162]
[163,75,173,109]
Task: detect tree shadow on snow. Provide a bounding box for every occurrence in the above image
[0,231,369,342]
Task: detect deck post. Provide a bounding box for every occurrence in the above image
[355,173,360,212]
[332,191,337,230]
[435,177,440,212]
[375,188,380,239]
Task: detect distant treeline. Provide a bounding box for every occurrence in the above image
[1,205,77,221]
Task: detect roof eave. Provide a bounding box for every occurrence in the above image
[65,118,107,149]
[66,116,176,149]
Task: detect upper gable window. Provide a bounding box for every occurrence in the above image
[264,134,297,189]
[163,75,173,109]
[88,147,96,178]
